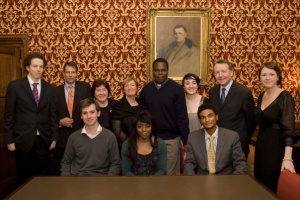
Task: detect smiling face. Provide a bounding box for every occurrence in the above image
[63,65,77,85]
[124,80,138,97]
[26,58,44,82]
[81,104,100,127]
[199,109,218,131]
[184,79,198,95]
[259,67,279,89]
[94,85,109,103]
[136,121,152,140]
[213,63,233,87]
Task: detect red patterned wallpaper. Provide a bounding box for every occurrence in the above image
[0,0,299,120]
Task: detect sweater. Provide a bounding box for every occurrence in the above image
[61,127,121,176]
[121,138,167,176]
[140,79,189,144]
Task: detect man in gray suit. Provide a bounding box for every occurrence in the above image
[184,103,247,175]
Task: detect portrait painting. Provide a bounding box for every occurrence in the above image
[147,8,210,84]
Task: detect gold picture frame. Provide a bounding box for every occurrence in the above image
[147,8,210,85]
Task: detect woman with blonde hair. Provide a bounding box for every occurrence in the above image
[112,77,146,145]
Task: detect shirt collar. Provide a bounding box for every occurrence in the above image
[154,78,169,89]
[204,126,219,140]
[64,82,75,90]
[27,76,41,85]
[221,80,233,91]
[81,123,102,139]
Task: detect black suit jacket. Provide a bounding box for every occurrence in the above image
[55,81,91,148]
[4,77,58,152]
[208,81,256,140]
[184,127,247,175]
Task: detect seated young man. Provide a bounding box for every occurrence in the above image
[184,103,247,175]
[61,98,121,176]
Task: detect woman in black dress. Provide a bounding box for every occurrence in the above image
[254,62,298,193]
[112,77,146,145]
[92,79,118,132]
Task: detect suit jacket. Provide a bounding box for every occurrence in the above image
[208,81,256,140]
[4,77,58,152]
[55,81,91,148]
[184,127,247,175]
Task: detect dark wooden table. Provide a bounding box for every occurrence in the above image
[7,175,277,200]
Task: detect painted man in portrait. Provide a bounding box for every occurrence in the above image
[161,25,200,77]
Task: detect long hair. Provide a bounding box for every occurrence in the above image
[127,110,158,164]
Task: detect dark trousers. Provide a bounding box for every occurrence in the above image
[51,147,65,176]
[15,136,50,185]
[240,138,250,160]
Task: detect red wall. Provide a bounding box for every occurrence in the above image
[0,0,299,120]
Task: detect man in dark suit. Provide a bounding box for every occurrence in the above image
[53,61,91,175]
[208,59,256,158]
[184,103,247,175]
[4,52,58,184]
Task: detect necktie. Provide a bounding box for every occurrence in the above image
[207,135,216,174]
[220,88,226,104]
[32,83,39,106]
[68,85,74,118]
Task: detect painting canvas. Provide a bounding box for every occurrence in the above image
[147,8,210,84]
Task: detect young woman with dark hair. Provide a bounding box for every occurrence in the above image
[121,110,167,176]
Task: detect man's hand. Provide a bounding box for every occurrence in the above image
[49,141,56,150]
[7,143,16,151]
[59,117,74,127]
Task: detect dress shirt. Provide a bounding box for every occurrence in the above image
[219,80,233,98]
[64,82,76,104]
[81,123,102,139]
[27,76,41,135]
[204,126,219,152]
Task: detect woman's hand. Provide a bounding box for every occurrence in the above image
[281,159,296,173]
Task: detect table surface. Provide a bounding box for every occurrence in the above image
[8,175,278,200]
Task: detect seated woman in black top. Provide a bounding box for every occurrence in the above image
[112,77,146,144]
[122,110,167,176]
[92,79,118,132]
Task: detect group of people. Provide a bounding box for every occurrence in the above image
[3,52,298,194]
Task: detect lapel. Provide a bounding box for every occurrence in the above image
[215,128,226,165]
[59,84,70,116]
[220,81,236,109]
[38,79,47,108]
[73,81,80,115]
[199,130,208,167]
[212,85,221,110]
[21,77,36,104]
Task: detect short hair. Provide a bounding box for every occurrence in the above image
[182,73,200,86]
[23,52,47,68]
[214,59,233,71]
[197,103,218,119]
[79,98,100,113]
[122,77,138,90]
[63,61,78,72]
[258,62,283,87]
[152,58,169,70]
[173,25,187,33]
[91,79,111,96]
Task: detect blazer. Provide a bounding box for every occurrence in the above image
[55,81,91,148]
[208,81,256,140]
[4,77,58,152]
[184,127,247,175]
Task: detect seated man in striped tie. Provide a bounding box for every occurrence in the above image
[184,103,247,175]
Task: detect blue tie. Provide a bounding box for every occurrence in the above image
[221,88,226,104]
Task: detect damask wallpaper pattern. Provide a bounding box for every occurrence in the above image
[0,0,299,120]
